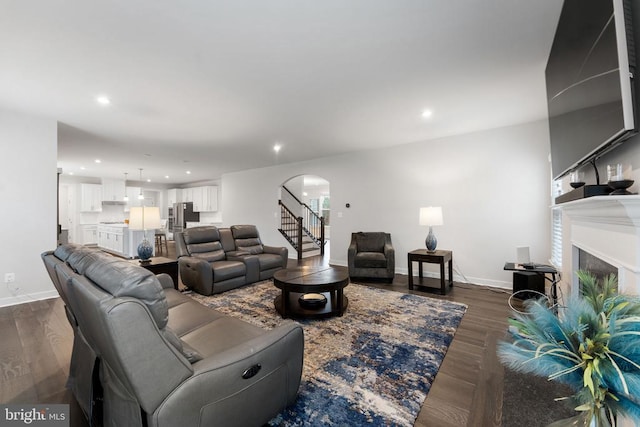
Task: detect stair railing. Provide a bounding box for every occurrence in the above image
[278,186,325,259]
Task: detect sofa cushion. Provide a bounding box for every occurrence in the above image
[234,238,264,254]
[211,260,246,282]
[189,241,226,262]
[54,243,85,262]
[355,232,386,253]
[355,252,388,268]
[84,260,169,329]
[230,225,259,239]
[67,248,118,275]
[184,226,220,245]
[161,327,203,364]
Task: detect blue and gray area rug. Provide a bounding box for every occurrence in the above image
[190,281,467,426]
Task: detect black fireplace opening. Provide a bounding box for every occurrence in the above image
[577,248,618,292]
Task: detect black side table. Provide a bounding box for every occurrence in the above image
[408,249,453,294]
[128,257,179,290]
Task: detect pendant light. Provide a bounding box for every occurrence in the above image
[123,172,129,202]
[138,169,144,201]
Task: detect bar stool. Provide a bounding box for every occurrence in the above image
[155,219,169,254]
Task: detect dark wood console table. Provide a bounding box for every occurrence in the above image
[408,249,453,294]
[128,256,179,290]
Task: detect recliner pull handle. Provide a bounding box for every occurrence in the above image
[242,364,261,379]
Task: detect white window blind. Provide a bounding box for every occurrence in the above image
[551,208,562,268]
[550,179,563,268]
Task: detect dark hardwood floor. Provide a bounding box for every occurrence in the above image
[1,242,512,426]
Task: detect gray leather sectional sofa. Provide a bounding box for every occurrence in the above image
[175,225,288,295]
[42,244,304,427]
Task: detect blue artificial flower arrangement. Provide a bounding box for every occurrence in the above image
[498,271,640,426]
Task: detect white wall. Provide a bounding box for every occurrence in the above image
[0,109,58,306]
[222,120,552,289]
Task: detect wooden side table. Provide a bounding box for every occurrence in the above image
[408,249,453,294]
[128,256,179,290]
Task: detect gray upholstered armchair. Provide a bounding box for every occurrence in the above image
[348,232,395,282]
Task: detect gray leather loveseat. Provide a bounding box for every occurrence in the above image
[175,225,288,295]
[42,244,303,427]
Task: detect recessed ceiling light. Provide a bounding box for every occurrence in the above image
[96,96,110,105]
[146,178,151,182]
[80,166,86,170]
[165,175,170,179]
[186,171,191,175]
[69,172,74,175]
[273,143,282,153]
[94,159,101,164]
[421,110,433,119]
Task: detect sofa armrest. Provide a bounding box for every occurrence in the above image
[156,273,175,290]
[178,257,213,295]
[383,243,395,273]
[153,321,304,426]
[227,254,260,284]
[263,245,288,268]
[347,241,357,272]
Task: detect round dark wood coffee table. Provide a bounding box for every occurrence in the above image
[273,267,349,319]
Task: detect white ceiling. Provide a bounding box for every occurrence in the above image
[0,0,562,185]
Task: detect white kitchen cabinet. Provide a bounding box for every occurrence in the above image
[101,179,126,202]
[167,188,182,205]
[97,224,151,259]
[98,225,125,254]
[191,187,203,211]
[182,187,194,203]
[80,184,102,212]
[81,225,98,245]
[193,186,218,212]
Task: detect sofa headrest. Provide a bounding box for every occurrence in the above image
[230,225,259,239]
[53,243,86,262]
[354,232,388,252]
[231,225,263,254]
[84,260,169,329]
[183,226,220,245]
[66,247,116,275]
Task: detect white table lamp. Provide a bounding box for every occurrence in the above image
[128,206,161,262]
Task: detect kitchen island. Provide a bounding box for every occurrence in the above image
[97,223,154,259]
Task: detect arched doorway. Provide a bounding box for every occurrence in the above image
[279,175,330,259]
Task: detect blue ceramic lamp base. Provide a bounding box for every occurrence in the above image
[137,238,153,263]
[425,227,437,252]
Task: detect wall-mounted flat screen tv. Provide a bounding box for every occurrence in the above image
[547,0,636,180]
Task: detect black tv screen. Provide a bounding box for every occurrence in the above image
[547,0,636,180]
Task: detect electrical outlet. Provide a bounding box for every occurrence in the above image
[4,273,15,283]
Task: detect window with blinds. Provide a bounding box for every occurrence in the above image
[550,179,563,268]
[551,208,562,268]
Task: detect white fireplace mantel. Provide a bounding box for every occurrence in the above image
[558,195,640,227]
[555,195,640,297]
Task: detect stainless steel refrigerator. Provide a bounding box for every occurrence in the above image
[169,202,200,234]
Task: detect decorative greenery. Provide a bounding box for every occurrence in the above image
[498,271,640,426]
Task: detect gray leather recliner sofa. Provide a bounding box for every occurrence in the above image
[175,225,288,295]
[42,244,304,427]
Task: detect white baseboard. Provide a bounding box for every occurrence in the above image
[0,290,60,308]
[330,260,512,290]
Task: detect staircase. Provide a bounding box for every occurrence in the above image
[278,187,325,260]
